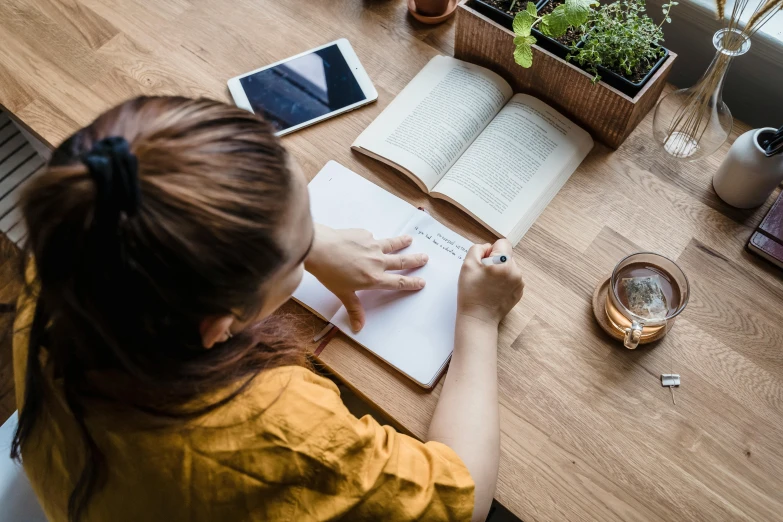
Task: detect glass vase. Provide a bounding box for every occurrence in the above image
[652,28,751,161]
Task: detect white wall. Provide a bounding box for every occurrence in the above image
[646,0,783,129]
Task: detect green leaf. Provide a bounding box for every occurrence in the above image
[512,10,533,37]
[540,5,569,37]
[513,35,537,46]
[526,1,537,16]
[514,43,534,68]
[565,0,666,83]
[564,0,598,26]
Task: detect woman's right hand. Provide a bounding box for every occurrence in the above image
[457,239,524,327]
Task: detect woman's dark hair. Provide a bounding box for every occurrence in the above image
[10,96,307,521]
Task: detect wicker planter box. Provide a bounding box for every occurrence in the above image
[454,1,677,149]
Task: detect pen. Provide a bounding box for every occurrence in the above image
[762,124,783,157]
[481,254,508,266]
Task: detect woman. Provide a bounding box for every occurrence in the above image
[11,96,524,522]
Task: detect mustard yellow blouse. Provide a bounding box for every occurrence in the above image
[12,289,474,521]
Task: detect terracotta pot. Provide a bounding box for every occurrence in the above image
[415,0,450,16]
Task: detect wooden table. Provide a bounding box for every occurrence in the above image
[2,1,783,520]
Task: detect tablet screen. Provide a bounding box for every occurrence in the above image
[239,44,367,132]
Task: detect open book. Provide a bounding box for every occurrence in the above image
[353,56,594,245]
[293,161,472,388]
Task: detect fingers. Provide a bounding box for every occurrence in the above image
[465,240,514,268]
[383,253,429,271]
[465,243,492,263]
[489,238,513,256]
[339,292,366,332]
[375,273,426,291]
[379,234,413,254]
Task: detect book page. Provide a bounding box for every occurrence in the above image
[292,161,418,320]
[330,211,472,386]
[352,56,513,192]
[432,94,593,241]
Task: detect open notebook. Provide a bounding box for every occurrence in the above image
[352,56,594,245]
[293,161,472,388]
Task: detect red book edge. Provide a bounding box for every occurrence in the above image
[747,192,783,269]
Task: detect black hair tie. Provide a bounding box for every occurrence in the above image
[82,136,141,232]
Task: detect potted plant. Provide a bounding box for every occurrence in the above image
[508,0,598,66]
[534,0,587,59]
[471,0,567,58]
[455,0,678,148]
[567,0,676,96]
[470,0,547,28]
[510,0,674,96]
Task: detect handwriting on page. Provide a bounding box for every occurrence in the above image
[413,225,470,260]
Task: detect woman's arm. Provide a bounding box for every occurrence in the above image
[428,316,500,521]
[306,225,523,519]
[428,240,524,522]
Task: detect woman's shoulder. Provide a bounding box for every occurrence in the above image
[195,365,347,431]
[12,260,39,411]
[245,364,341,405]
[255,364,336,391]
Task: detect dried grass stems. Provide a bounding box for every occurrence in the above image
[662,0,782,157]
[747,0,783,32]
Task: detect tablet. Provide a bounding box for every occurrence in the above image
[227,39,378,136]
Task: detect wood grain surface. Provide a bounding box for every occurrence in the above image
[454,3,676,149]
[1,1,782,521]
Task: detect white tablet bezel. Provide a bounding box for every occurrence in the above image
[227,38,378,136]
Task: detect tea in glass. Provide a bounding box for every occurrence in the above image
[605,253,689,348]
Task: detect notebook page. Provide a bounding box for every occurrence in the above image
[292,161,419,320]
[330,211,472,386]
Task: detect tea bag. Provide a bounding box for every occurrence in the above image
[621,276,668,320]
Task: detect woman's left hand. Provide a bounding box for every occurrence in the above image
[305,224,429,332]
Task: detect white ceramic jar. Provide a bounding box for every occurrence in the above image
[713,127,783,209]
